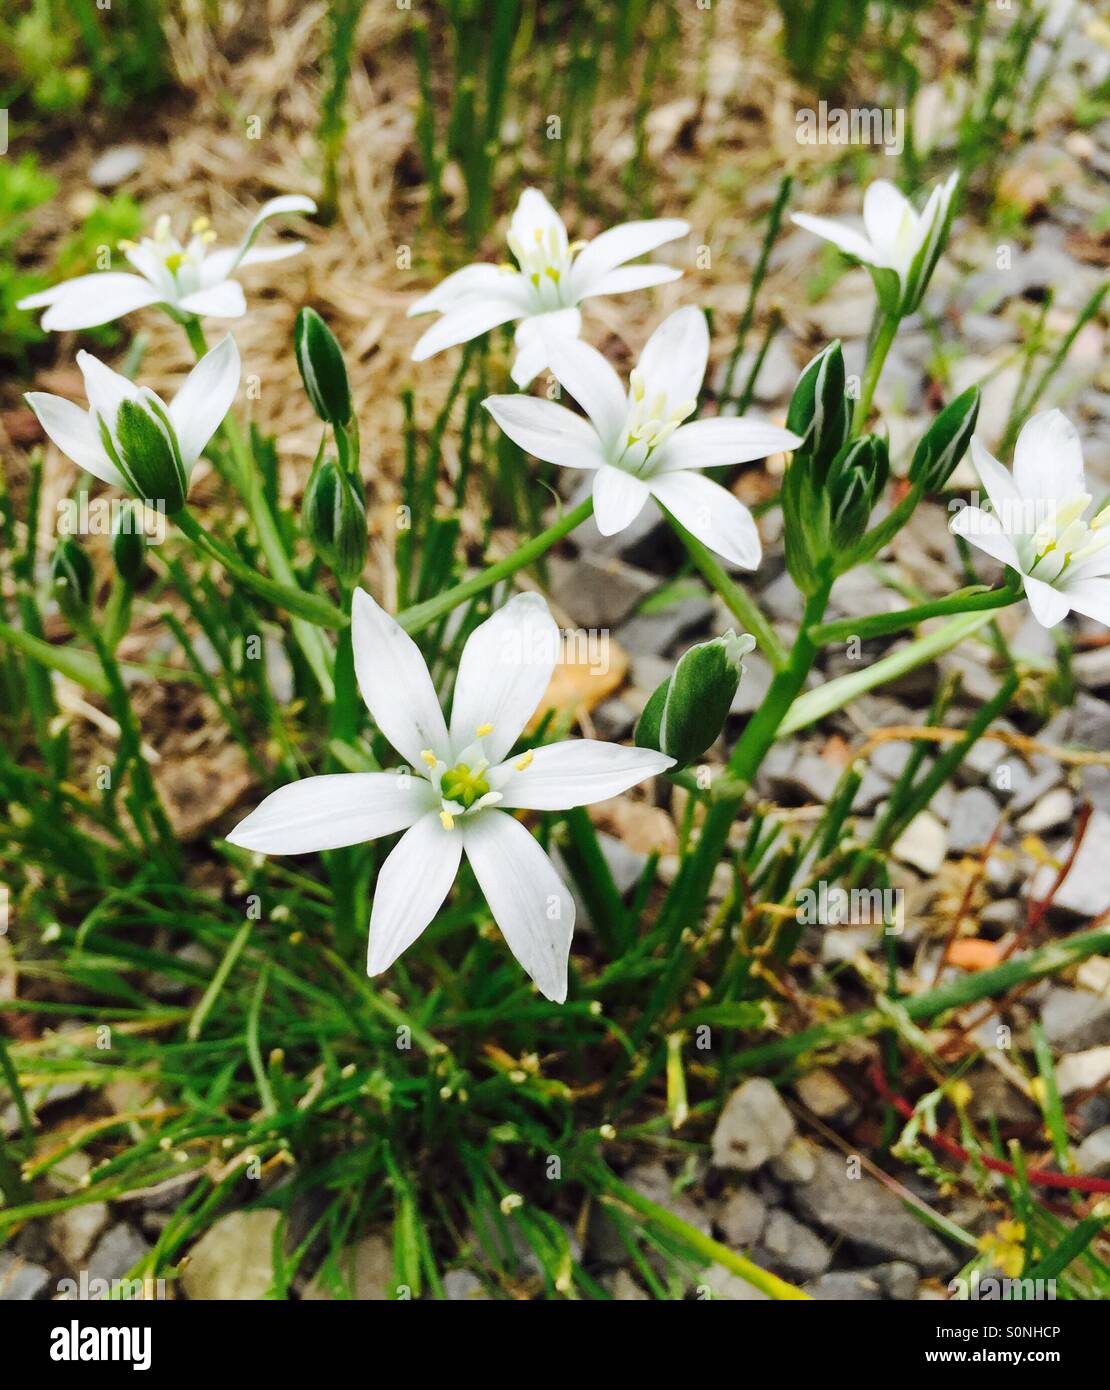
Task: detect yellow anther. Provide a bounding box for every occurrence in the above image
[201,229,218,245]
[630,369,645,402]
[544,266,560,281]
[164,251,188,274]
[533,228,543,243]
[118,238,138,253]
[514,749,533,771]
[191,216,211,233]
[420,749,438,768]
[530,272,540,287]
[476,723,494,737]
[439,810,455,830]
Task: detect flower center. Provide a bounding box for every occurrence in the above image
[1024,493,1110,583]
[440,763,490,808]
[506,224,580,309]
[616,370,696,475]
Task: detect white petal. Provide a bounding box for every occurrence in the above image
[969,437,1022,518]
[1024,574,1071,629]
[949,504,1020,569]
[791,212,878,265]
[862,180,911,257]
[1013,410,1085,507]
[635,305,709,405]
[237,241,307,268]
[1062,578,1110,628]
[410,299,523,360]
[493,739,674,810]
[408,263,520,316]
[509,188,568,254]
[177,281,248,319]
[650,470,761,569]
[367,813,461,976]
[24,393,122,486]
[351,587,449,767]
[510,308,583,386]
[482,394,605,468]
[575,263,683,302]
[593,465,650,535]
[37,273,163,330]
[76,350,141,425]
[226,772,431,854]
[510,336,550,389]
[462,811,573,1003]
[545,337,628,449]
[656,417,804,472]
[169,335,240,467]
[450,592,559,764]
[227,194,316,272]
[570,217,688,297]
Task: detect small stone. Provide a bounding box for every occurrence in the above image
[892,811,947,874]
[548,553,656,630]
[0,1251,50,1301]
[182,1210,281,1300]
[947,787,1001,854]
[1071,693,1110,748]
[716,1186,767,1247]
[88,144,144,188]
[871,740,914,780]
[768,751,842,805]
[1073,646,1110,692]
[769,1137,818,1185]
[979,899,1022,936]
[616,595,714,658]
[711,1078,795,1173]
[1029,810,1110,917]
[87,1224,151,1286]
[804,1270,883,1300]
[698,1262,771,1300]
[624,1163,711,1238]
[851,768,892,813]
[794,1068,856,1123]
[50,1202,109,1266]
[592,698,636,741]
[728,651,773,716]
[303,1234,394,1300]
[1074,1126,1110,1177]
[762,1209,832,1278]
[874,1261,920,1300]
[1041,987,1110,1052]
[820,926,875,964]
[443,1269,488,1300]
[606,1268,649,1301]
[1056,1047,1110,1097]
[1018,787,1074,835]
[792,1149,954,1273]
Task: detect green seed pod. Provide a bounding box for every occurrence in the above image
[635,630,756,769]
[302,458,367,582]
[909,386,980,493]
[295,308,352,427]
[786,340,848,480]
[107,396,188,514]
[52,537,94,624]
[111,503,148,584]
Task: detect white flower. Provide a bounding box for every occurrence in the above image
[24,336,240,512]
[408,187,689,386]
[792,172,958,316]
[19,195,316,331]
[227,590,674,1001]
[950,410,1110,629]
[483,307,802,569]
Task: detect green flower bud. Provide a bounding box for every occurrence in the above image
[909,386,980,493]
[295,308,352,427]
[635,630,756,768]
[302,459,367,582]
[827,435,889,553]
[786,341,848,480]
[111,503,148,584]
[102,395,188,514]
[52,537,93,624]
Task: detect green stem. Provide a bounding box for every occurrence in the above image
[809,584,1021,645]
[182,317,335,700]
[669,514,788,671]
[593,1165,810,1300]
[396,497,594,636]
[732,924,1110,1074]
[852,311,899,434]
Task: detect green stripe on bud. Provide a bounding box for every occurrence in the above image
[302,458,367,582]
[110,396,188,514]
[111,502,148,584]
[635,630,756,769]
[52,537,93,624]
[295,308,352,427]
[786,340,848,480]
[908,386,980,493]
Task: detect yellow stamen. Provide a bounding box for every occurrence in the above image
[476,723,494,737]
[439,810,455,830]
[514,749,533,771]
[201,230,218,245]
[420,749,438,768]
[191,216,211,233]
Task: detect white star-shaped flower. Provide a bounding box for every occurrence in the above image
[408,187,689,386]
[227,590,674,1001]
